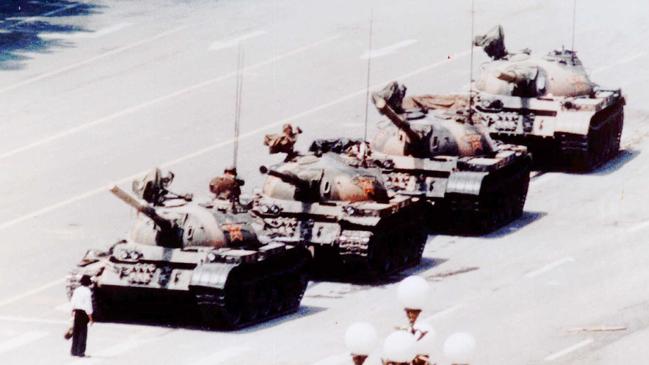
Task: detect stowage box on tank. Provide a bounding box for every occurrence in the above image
[472,25,625,171]
[66,173,310,329]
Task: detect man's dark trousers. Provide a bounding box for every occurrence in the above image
[71,309,88,356]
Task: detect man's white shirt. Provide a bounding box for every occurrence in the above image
[70,286,93,315]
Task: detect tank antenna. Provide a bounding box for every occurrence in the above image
[571,0,577,51]
[468,0,475,123]
[362,7,374,143]
[233,42,244,170]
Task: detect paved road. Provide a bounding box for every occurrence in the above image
[0,0,648,364]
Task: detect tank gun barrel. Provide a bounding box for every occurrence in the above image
[110,185,174,231]
[371,93,421,143]
[259,166,311,192]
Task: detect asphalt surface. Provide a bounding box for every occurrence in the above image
[0,0,648,364]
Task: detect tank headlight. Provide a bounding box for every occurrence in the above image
[269,204,281,215]
[260,205,269,213]
[207,252,217,262]
[343,206,358,216]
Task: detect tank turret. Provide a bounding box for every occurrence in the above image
[370,83,497,159]
[252,133,427,280]
[258,155,390,204]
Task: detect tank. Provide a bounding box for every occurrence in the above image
[66,182,311,329]
[311,82,532,233]
[472,25,625,171]
[251,153,427,280]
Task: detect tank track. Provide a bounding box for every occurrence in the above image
[192,248,310,329]
[443,157,532,234]
[557,102,624,171]
[335,207,428,280]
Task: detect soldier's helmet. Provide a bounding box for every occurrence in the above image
[224,166,237,175]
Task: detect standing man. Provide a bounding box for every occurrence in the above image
[70,275,93,357]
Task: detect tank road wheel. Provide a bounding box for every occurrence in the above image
[221,286,244,328]
[254,281,272,319]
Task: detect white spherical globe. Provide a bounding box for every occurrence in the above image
[397,275,430,310]
[344,322,378,356]
[443,332,476,364]
[382,331,417,363]
[413,322,437,356]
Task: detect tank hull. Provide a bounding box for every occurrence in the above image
[252,196,428,281]
[67,242,311,330]
[477,90,625,171]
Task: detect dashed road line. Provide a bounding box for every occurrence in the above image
[0,331,48,354]
[525,257,575,278]
[209,30,267,51]
[0,278,65,308]
[0,25,188,94]
[544,338,593,362]
[361,39,418,59]
[6,3,81,29]
[39,22,133,40]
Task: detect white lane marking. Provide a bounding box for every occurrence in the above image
[628,220,649,233]
[0,34,339,161]
[525,257,575,278]
[0,315,68,325]
[421,304,463,323]
[7,3,81,29]
[191,346,250,365]
[361,39,418,59]
[209,30,267,51]
[0,25,188,94]
[311,353,349,365]
[65,329,165,365]
[544,338,594,362]
[39,22,132,40]
[0,278,65,307]
[0,48,469,234]
[0,331,48,354]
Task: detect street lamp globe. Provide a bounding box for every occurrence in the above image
[382,331,417,364]
[397,276,430,310]
[345,322,378,356]
[443,332,476,364]
[412,322,437,357]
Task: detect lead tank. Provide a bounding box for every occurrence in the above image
[66,175,310,329]
[312,82,532,233]
[472,25,625,171]
[251,151,427,280]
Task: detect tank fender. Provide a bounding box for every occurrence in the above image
[553,111,596,135]
[190,263,239,290]
[446,171,488,196]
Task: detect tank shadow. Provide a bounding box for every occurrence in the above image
[589,149,639,176]
[97,304,326,332]
[0,1,101,70]
[430,210,546,238]
[481,210,547,239]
